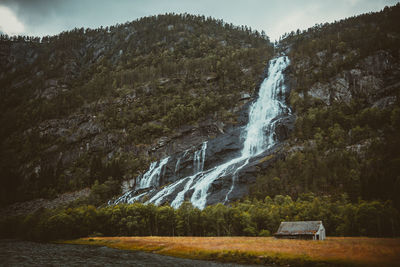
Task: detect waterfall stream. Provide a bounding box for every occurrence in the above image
[112,56,290,209]
[138,157,170,189]
[193,142,207,174]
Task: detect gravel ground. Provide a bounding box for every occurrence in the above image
[0,239,259,267]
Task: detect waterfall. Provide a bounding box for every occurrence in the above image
[112,156,170,204]
[138,157,170,189]
[193,142,207,174]
[241,56,289,157]
[150,56,290,209]
[175,150,188,174]
[112,56,290,209]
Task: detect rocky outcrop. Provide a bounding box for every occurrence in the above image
[306,50,398,107]
[203,146,284,205]
[22,112,127,181]
[308,82,331,104]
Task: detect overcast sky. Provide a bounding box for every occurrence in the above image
[0,0,398,41]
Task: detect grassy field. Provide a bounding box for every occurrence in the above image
[63,236,400,266]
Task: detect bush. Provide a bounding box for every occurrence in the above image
[259,229,271,237]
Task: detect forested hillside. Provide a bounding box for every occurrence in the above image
[1,4,400,241]
[0,14,273,206]
[252,4,400,209]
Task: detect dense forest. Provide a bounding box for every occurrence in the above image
[1,4,400,240]
[1,194,398,241]
[0,13,273,205]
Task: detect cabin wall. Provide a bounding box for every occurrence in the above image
[316,225,326,240]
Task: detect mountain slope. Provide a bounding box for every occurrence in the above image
[1,4,400,213]
[112,4,400,210]
[1,6,400,242]
[0,14,273,206]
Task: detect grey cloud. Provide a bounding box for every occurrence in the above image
[0,0,398,39]
[1,0,63,18]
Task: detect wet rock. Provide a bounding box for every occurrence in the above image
[274,114,296,142]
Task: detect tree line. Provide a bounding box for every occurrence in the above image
[1,194,398,241]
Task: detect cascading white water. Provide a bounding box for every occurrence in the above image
[138,157,170,189]
[175,150,188,174]
[148,142,207,208]
[112,56,290,209]
[148,56,290,209]
[148,177,187,206]
[241,56,289,157]
[193,142,207,174]
[112,156,170,204]
[223,56,290,203]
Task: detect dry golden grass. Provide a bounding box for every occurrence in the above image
[64,236,400,266]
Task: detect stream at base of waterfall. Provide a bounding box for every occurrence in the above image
[112,56,290,209]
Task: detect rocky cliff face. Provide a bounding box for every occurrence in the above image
[304,50,399,108]
[111,56,295,208]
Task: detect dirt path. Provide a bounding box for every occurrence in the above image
[0,239,257,267]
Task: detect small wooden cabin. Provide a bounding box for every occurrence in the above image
[274,221,326,240]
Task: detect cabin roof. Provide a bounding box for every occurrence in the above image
[274,221,323,236]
